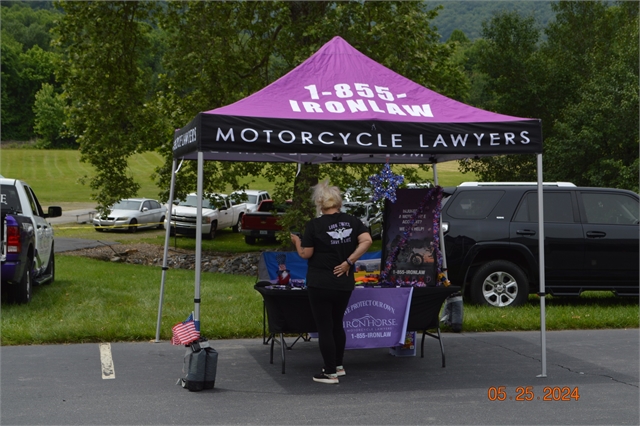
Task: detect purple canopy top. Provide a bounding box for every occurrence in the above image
[206,36,529,124]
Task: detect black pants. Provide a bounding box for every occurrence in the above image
[307,286,353,375]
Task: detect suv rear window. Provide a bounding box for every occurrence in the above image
[581,192,639,225]
[446,190,504,219]
[514,192,574,223]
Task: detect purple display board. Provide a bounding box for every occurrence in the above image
[344,287,413,350]
[381,188,441,287]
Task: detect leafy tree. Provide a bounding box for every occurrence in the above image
[544,1,639,192]
[0,2,61,140]
[53,1,170,212]
[458,10,544,181]
[32,82,70,148]
[458,1,638,191]
[155,1,467,238]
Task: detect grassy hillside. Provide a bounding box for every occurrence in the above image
[0,148,475,206]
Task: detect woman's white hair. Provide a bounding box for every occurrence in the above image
[311,179,342,215]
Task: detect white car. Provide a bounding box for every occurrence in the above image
[168,193,247,239]
[93,198,166,232]
[230,189,271,213]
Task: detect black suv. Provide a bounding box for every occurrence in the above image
[441,183,639,307]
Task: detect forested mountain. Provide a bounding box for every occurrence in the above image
[429,1,555,41]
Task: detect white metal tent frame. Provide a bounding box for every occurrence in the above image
[155,36,549,376]
[155,153,549,378]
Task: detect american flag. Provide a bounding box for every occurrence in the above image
[171,313,200,345]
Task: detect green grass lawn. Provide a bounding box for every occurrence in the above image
[0,148,475,206]
[1,256,637,346]
[2,147,636,346]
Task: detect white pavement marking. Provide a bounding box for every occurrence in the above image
[99,343,116,380]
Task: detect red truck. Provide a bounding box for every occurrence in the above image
[240,199,291,244]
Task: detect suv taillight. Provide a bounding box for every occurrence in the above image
[7,225,21,253]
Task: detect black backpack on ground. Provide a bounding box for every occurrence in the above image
[178,338,218,392]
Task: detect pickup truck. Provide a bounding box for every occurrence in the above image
[167,193,247,240]
[240,199,292,244]
[1,178,61,303]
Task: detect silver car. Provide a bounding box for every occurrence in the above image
[93,198,166,233]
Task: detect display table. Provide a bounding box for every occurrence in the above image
[254,284,461,373]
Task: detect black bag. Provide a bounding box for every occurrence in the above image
[441,292,464,333]
[179,338,218,392]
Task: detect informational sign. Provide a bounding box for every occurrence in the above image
[381,188,440,287]
[344,287,413,350]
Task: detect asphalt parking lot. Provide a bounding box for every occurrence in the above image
[1,329,638,425]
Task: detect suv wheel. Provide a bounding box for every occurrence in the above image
[470,260,529,307]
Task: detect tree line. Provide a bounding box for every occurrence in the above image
[1,1,637,223]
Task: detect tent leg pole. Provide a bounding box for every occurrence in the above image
[536,153,547,378]
[155,158,178,342]
[194,152,204,332]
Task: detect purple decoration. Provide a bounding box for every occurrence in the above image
[368,163,404,203]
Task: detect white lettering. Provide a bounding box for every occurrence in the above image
[241,128,258,142]
[391,134,402,147]
[356,133,372,146]
[368,100,385,113]
[450,134,468,147]
[289,100,301,112]
[278,131,295,144]
[301,132,313,144]
[490,133,500,145]
[403,104,433,117]
[216,128,234,142]
[505,132,515,145]
[377,134,387,148]
[318,132,334,144]
[386,103,406,116]
[339,133,351,145]
[347,99,368,113]
[419,134,429,148]
[474,133,484,146]
[520,131,530,144]
[326,101,345,113]
[263,130,273,143]
[433,134,448,147]
[303,102,323,113]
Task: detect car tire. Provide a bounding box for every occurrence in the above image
[43,249,55,285]
[245,235,256,245]
[410,253,423,266]
[129,219,138,233]
[470,260,529,307]
[12,253,33,304]
[232,214,243,233]
[205,222,217,240]
[158,216,165,230]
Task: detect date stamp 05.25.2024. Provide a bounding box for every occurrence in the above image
[487,386,580,402]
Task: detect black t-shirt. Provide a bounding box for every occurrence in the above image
[301,212,369,291]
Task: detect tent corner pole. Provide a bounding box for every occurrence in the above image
[536,153,547,378]
[155,158,178,342]
[194,152,203,332]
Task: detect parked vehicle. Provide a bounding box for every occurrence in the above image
[93,198,166,233]
[440,182,639,307]
[1,177,61,303]
[230,189,271,213]
[341,201,383,239]
[240,199,292,244]
[168,193,247,239]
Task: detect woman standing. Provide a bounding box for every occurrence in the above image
[291,180,373,384]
